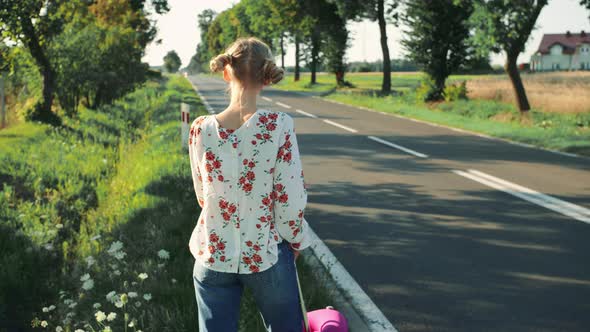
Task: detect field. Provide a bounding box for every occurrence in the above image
[0,75,334,331]
[270,71,590,156]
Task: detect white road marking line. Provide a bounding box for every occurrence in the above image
[368,136,429,158]
[306,226,399,332]
[262,96,273,102]
[323,119,358,133]
[276,101,292,109]
[190,82,214,114]
[296,109,318,118]
[453,169,590,224]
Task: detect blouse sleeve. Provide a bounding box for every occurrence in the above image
[272,114,312,251]
[188,117,205,209]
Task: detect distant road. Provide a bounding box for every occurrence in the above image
[189,74,590,332]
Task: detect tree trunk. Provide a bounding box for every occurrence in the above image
[20,17,58,124]
[280,33,285,69]
[505,54,530,112]
[378,0,391,94]
[294,35,300,82]
[310,28,320,84]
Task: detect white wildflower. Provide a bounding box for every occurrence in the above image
[85,256,96,268]
[128,292,138,298]
[93,303,101,309]
[40,320,48,327]
[106,291,117,303]
[42,307,49,312]
[44,243,53,251]
[158,249,170,260]
[82,279,94,291]
[55,223,63,229]
[114,300,124,308]
[138,273,148,280]
[113,270,121,276]
[103,326,112,332]
[113,251,126,260]
[48,305,56,311]
[107,241,123,253]
[95,311,106,322]
[143,293,152,301]
[80,273,90,282]
[56,326,63,332]
[106,312,116,321]
[171,278,177,284]
[68,302,77,309]
[75,329,85,332]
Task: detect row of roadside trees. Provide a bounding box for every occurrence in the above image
[0,0,170,125]
[190,0,590,113]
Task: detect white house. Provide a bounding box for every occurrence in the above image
[530,31,590,71]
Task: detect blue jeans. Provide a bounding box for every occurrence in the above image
[192,240,304,332]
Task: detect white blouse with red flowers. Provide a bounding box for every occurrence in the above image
[187,109,313,274]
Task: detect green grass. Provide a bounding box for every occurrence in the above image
[273,72,590,157]
[2,74,335,331]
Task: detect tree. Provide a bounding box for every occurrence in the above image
[163,50,182,73]
[401,0,474,101]
[581,0,590,20]
[329,0,400,94]
[193,9,217,73]
[0,0,65,124]
[471,0,548,113]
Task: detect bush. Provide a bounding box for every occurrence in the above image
[443,80,468,102]
[415,76,439,102]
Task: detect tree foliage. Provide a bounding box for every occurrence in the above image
[401,0,474,101]
[163,50,182,73]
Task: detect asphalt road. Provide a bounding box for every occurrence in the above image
[188,74,590,332]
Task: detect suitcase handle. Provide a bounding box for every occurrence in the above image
[294,261,311,332]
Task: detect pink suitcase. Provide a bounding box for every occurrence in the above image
[295,264,349,332]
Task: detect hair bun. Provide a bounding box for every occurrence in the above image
[262,59,284,85]
[210,53,232,72]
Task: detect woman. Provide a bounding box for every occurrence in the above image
[187,37,312,332]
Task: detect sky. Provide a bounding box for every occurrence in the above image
[142,0,590,68]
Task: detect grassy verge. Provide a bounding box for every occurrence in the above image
[1,74,335,332]
[272,72,590,157]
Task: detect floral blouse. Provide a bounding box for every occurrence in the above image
[187,109,312,274]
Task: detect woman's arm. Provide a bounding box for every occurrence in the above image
[188,117,205,209]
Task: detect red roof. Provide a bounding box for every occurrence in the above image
[536,32,590,54]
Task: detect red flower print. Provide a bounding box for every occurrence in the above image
[208,257,215,263]
[263,133,271,140]
[251,140,257,145]
[213,159,222,169]
[222,212,231,221]
[259,215,267,223]
[243,183,253,192]
[220,256,226,262]
[253,245,261,252]
[198,250,203,256]
[289,220,295,227]
[274,183,284,192]
[246,241,253,247]
[219,200,228,209]
[205,163,213,172]
[206,151,215,161]
[279,193,289,203]
[259,115,268,123]
[249,265,260,273]
[210,233,219,242]
[216,242,225,250]
[252,254,262,263]
[207,175,213,183]
[269,113,278,120]
[243,159,248,165]
[228,204,237,214]
[256,133,263,139]
[217,174,224,181]
[256,224,261,229]
[248,161,255,168]
[262,197,271,206]
[243,256,252,264]
[246,171,255,180]
[220,131,229,139]
[265,123,275,131]
[208,245,216,254]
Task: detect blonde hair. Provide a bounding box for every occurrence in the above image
[209,37,284,90]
